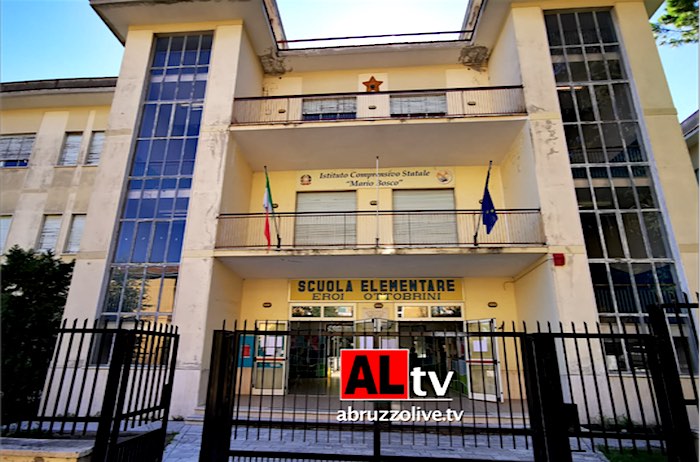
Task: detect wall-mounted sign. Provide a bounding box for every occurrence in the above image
[290,278,463,301]
[296,167,454,190]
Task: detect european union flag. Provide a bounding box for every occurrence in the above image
[481,178,498,234]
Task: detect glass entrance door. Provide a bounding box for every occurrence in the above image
[464,319,503,402]
[353,318,398,349]
[252,320,288,395]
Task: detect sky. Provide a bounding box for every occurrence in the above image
[1,0,697,121]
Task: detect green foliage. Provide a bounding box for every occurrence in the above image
[652,0,699,46]
[598,446,666,462]
[1,246,74,424]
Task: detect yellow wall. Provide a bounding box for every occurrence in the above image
[238,277,523,323]
[263,64,489,96]
[0,105,111,254]
[246,166,510,214]
[489,12,522,87]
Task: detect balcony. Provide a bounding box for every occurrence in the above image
[233,86,525,125]
[215,209,544,250]
[229,87,528,171]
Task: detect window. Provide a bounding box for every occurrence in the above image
[59,133,82,166]
[396,304,463,319]
[302,97,356,121]
[294,191,356,246]
[546,10,690,372]
[390,93,447,117]
[393,189,457,245]
[0,216,11,249]
[64,215,86,253]
[86,132,105,165]
[291,305,354,319]
[0,134,34,167]
[104,33,212,322]
[37,215,62,252]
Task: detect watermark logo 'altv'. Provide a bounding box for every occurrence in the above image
[340,349,453,401]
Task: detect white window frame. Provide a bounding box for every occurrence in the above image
[0,216,12,251]
[37,215,63,252]
[289,303,356,320]
[395,303,464,321]
[58,133,83,166]
[85,131,105,166]
[0,134,35,167]
[64,214,86,254]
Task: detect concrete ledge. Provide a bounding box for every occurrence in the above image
[0,437,93,462]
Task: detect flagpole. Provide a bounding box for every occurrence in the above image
[473,160,493,246]
[375,156,380,248]
[264,165,282,249]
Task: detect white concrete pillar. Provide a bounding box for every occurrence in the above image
[171,24,262,415]
[510,7,598,325]
[62,30,152,321]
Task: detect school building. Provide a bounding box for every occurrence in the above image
[0,0,696,418]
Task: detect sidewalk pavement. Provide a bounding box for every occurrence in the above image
[163,422,610,462]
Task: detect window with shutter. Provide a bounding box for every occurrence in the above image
[59,133,82,166]
[393,190,457,245]
[302,97,356,121]
[295,192,356,246]
[37,216,62,252]
[390,94,447,117]
[65,215,86,253]
[0,216,11,250]
[86,132,105,165]
[0,135,34,167]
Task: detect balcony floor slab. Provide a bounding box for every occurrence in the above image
[214,247,547,279]
[230,117,527,171]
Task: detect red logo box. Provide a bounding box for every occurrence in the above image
[340,349,409,400]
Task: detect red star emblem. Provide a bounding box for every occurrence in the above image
[362,76,383,92]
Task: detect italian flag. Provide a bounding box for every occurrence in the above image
[263,168,274,249]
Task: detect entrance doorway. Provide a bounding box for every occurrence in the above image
[288,321,352,395]
[464,319,503,402]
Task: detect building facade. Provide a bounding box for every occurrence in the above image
[0,0,697,417]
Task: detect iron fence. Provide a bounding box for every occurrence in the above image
[199,304,698,462]
[232,86,526,125]
[216,209,545,250]
[1,319,179,462]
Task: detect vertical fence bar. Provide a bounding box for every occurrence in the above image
[93,328,129,462]
[199,329,237,462]
[522,333,573,462]
[647,304,697,461]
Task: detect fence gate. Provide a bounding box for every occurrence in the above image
[200,306,697,462]
[10,320,180,462]
[90,323,179,462]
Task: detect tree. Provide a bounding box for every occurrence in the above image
[1,246,74,424]
[652,0,699,46]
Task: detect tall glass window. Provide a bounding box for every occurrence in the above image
[103,34,212,324]
[545,11,691,371]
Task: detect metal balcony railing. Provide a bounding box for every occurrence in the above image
[232,86,526,125]
[215,209,544,250]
